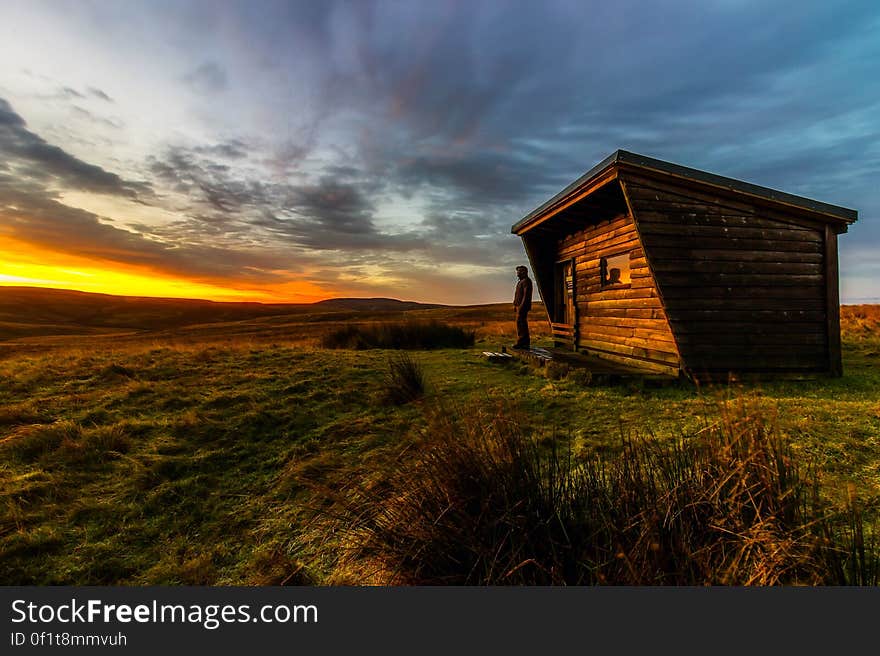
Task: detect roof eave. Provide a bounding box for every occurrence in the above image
[512,150,858,236]
[614,151,858,224]
[510,150,622,235]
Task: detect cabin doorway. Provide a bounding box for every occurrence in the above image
[552,259,576,348]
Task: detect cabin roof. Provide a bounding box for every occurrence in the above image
[511,149,858,235]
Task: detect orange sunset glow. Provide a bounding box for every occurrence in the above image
[0,236,329,303]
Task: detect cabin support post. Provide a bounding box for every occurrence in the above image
[825,225,842,376]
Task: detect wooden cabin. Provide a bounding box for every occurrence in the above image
[511,150,857,378]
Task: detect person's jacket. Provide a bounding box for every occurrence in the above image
[513,277,532,313]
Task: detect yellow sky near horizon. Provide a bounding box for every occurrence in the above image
[0,236,331,303]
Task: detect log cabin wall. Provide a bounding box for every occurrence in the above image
[621,171,829,374]
[556,210,681,375]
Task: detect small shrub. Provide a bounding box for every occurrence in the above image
[319,325,366,349]
[96,363,137,381]
[544,361,570,380]
[321,320,475,350]
[383,353,426,405]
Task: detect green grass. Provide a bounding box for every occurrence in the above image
[0,317,878,584]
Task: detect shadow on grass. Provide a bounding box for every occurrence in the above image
[321,320,475,350]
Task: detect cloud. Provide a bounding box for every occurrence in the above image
[183,61,228,94]
[59,86,85,100]
[292,1,878,215]
[87,87,114,102]
[146,145,426,252]
[148,146,269,212]
[286,178,376,235]
[0,98,147,198]
[193,139,249,159]
[0,98,299,283]
[0,170,301,283]
[274,177,428,251]
[71,105,124,130]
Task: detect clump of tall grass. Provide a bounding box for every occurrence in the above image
[0,421,132,465]
[383,353,426,405]
[320,320,475,350]
[305,398,877,585]
[0,400,54,427]
[0,421,81,463]
[62,424,132,463]
[96,363,137,381]
[569,368,593,387]
[543,361,570,381]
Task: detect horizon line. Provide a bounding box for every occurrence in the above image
[1,283,874,307]
[0,283,529,308]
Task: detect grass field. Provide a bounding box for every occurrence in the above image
[1,291,878,584]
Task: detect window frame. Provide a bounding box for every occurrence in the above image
[599,251,632,289]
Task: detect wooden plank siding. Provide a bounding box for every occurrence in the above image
[621,172,828,373]
[551,322,576,347]
[556,211,681,375]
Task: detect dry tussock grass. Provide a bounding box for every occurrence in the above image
[301,397,878,586]
[841,304,880,340]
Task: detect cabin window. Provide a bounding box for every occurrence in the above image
[600,252,631,287]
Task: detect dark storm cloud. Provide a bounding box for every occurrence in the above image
[287,178,376,236]
[271,0,878,219]
[148,146,271,212]
[0,98,147,198]
[272,177,427,251]
[146,145,425,252]
[183,61,228,94]
[390,147,573,209]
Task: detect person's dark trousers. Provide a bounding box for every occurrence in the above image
[514,308,530,348]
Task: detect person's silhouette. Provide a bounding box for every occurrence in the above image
[513,265,533,349]
[608,267,622,285]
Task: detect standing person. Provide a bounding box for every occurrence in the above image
[513,265,533,349]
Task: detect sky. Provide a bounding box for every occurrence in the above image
[0,0,878,305]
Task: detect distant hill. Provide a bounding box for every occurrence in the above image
[0,286,444,339]
[313,298,443,312]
